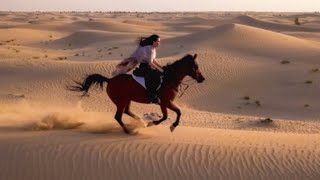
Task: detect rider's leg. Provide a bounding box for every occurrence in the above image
[145,70,160,104]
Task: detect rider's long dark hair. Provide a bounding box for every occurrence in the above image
[138,34,160,47]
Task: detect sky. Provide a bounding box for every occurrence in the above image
[1,0,319,12]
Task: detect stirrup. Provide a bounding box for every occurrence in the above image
[149,96,160,104]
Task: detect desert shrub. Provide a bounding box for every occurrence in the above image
[281,60,290,64]
[58,57,67,60]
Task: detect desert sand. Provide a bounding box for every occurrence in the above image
[0,11,320,180]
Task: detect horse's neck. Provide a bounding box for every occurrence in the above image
[164,68,187,89]
[175,73,187,86]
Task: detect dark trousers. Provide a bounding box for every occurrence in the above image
[145,69,161,93]
[133,63,161,96]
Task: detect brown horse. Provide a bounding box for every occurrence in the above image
[69,54,205,134]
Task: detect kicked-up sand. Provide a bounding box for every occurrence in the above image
[0,11,320,180]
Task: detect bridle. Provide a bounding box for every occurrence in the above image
[163,61,199,98]
[178,78,196,98]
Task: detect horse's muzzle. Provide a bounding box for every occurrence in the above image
[197,76,205,83]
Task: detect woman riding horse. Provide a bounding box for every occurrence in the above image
[69,54,205,134]
[112,34,163,104]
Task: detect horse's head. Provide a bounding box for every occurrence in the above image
[183,54,205,83]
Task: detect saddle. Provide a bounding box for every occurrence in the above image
[132,74,162,90]
[132,63,163,90]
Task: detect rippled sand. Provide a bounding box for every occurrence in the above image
[1,11,320,180]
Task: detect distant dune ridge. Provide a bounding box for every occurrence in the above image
[234,15,320,32]
[50,30,139,48]
[0,11,320,180]
[168,23,320,54]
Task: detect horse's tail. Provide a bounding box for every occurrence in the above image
[67,74,110,96]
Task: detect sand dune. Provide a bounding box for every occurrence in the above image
[12,19,159,33]
[165,23,320,58]
[284,31,320,42]
[234,15,320,32]
[0,124,319,180]
[48,30,140,48]
[1,11,320,180]
[70,20,156,32]
[162,23,320,119]
[0,28,62,45]
[122,19,160,27]
[170,16,212,25]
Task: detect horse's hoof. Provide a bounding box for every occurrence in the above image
[129,130,139,135]
[170,125,176,132]
[147,121,155,127]
[123,128,131,134]
[123,129,138,135]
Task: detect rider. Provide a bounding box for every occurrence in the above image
[112,34,163,103]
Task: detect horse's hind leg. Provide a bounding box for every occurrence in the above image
[124,102,146,127]
[124,101,139,119]
[114,104,130,134]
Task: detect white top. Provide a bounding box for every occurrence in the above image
[130,45,156,64]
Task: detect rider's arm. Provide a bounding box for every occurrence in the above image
[153,59,163,69]
[149,60,164,73]
[146,47,164,73]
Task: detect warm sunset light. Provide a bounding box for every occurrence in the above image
[1,1,320,180]
[1,0,320,12]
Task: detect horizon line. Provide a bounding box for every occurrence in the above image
[1,10,319,13]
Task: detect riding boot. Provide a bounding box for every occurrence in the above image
[146,80,160,104]
[142,64,161,104]
[145,74,160,104]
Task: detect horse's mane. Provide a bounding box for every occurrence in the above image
[163,54,193,70]
[162,54,193,85]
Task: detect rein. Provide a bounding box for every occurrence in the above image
[178,79,196,98]
[163,65,196,98]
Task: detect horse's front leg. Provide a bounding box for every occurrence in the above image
[167,101,181,132]
[147,104,168,127]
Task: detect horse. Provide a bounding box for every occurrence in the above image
[68,54,205,134]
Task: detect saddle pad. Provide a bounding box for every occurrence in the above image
[132,74,146,89]
[132,74,162,90]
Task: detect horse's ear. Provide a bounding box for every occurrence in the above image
[193,54,198,59]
